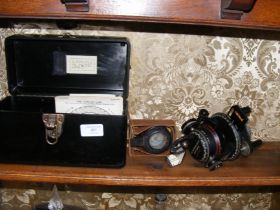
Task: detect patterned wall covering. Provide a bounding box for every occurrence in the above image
[0,23,279,209]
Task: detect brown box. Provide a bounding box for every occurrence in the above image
[128,119,177,157]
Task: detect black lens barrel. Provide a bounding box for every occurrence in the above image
[176,105,262,170]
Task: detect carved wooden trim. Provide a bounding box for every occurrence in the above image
[221,0,257,20]
[61,0,89,12]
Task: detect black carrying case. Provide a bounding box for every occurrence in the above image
[0,35,130,168]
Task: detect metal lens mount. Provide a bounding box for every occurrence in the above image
[171,105,262,170]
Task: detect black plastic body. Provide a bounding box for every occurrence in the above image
[0,35,130,168]
[186,113,241,164]
[176,105,258,170]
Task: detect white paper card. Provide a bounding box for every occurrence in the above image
[80,124,104,137]
[55,95,123,115]
[66,55,97,74]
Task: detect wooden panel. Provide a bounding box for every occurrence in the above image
[224,0,256,11]
[221,0,257,20]
[0,142,280,187]
[0,0,279,30]
[62,0,90,12]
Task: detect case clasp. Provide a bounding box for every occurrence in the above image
[42,114,65,145]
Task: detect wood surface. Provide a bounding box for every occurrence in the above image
[0,0,280,189]
[0,142,280,187]
[0,0,279,30]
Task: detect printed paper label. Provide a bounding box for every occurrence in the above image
[80,124,104,137]
[66,55,97,74]
[55,95,123,115]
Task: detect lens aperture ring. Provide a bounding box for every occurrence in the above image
[211,113,241,160]
[189,129,210,163]
[202,123,222,155]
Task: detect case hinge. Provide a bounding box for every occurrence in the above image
[42,114,65,145]
[61,0,89,12]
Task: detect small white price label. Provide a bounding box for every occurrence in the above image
[80,124,104,137]
[66,55,97,75]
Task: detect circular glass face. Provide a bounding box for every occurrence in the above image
[148,132,168,150]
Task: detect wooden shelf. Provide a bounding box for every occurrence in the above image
[1,0,280,191]
[0,142,280,187]
[0,0,280,30]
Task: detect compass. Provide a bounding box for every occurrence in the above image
[131,126,172,154]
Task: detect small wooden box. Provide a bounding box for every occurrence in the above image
[128,119,177,157]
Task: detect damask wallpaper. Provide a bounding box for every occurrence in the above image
[0,23,279,209]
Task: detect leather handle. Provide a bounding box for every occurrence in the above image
[61,0,89,12]
[221,0,257,20]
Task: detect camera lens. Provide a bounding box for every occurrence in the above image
[187,121,221,163]
[170,105,262,170]
[211,113,241,160]
[186,112,242,165]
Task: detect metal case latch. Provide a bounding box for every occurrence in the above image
[42,114,65,145]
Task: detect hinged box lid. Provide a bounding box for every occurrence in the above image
[5,35,130,96]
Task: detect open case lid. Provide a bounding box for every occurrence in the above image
[5,35,130,96]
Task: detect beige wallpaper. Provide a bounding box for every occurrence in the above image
[0,23,279,209]
[1,23,280,141]
[0,185,276,210]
